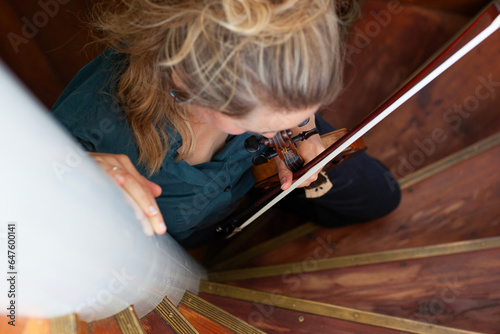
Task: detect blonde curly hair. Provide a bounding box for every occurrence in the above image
[93,0,352,175]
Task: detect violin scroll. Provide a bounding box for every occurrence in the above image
[244,128,320,166]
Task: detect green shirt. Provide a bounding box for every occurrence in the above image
[51,50,257,241]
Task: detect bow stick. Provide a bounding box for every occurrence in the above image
[221,4,500,238]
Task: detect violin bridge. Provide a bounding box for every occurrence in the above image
[304,171,332,198]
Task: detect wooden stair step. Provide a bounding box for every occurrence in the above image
[140,292,265,334]
[2,292,268,334]
[208,221,319,272]
[217,247,500,333]
[193,209,295,267]
[322,1,500,176]
[152,297,199,334]
[209,236,500,282]
[321,0,470,129]
[1,314,90,334]
[1,318,48,334]
[200,281,483,334]
[114,307,145,334]
[51,314,89,334]
[0,0,100,108]
[139,310,177,334]
[198,292,404,334]
[240,139,500,267]
[179,291,265,334]
[398,0,490,16]
[90,306,144,334]
[89,313,126,333]
[177,304,235,334]
[209,132,500,271]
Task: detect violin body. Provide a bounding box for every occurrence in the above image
[250,128,366,190]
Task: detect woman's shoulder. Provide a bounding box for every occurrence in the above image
[49,49,145,157]
[51,49,127,130]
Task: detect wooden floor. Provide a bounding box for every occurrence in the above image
[199,292,405,334]
[2,0,500,333]
[239,144,500,268]
[207,144,500,333]
[321,0,500,178]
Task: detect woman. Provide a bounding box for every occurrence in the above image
[51,0,401,248]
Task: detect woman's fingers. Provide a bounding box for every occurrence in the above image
[114,168,166,235]
[274,144,324,190]
[276,158,293,190]
[292,130,324,188]
[275,157,319,190]
[147,180,163,197]
[90,153,167,235]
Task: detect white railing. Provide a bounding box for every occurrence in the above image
[0,61,206,322]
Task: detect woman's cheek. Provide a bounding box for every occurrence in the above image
[216,119,247,135]
[224,127,247,135]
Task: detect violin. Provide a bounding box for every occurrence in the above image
[245,127,366,197]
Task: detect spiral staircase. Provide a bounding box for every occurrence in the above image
[2,1,500,333]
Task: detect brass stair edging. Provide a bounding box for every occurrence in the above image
[49,314,81,334]
[209,236,500,281]
[181,291,265,334]
[156,297,200,334]
[114,306,145,334]
[397,132,500,190]
[200,281,485,334]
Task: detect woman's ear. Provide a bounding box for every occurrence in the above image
[170,72,189,103]
[170,89,187,104]
[171,71,184,89]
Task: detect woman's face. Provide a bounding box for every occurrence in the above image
[192,104,319,138]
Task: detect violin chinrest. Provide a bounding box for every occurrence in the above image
[304,171,333,198]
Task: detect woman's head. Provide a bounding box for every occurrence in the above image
[164,0,344,115]
[94,0,352,174]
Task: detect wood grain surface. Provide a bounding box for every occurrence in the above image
[139,310,176,334]
[199,292,407,334]
[223,247,500,333]
[177,304,235,334]
[243,143,500,268]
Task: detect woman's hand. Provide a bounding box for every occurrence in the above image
[276,118,325,190]
[89,152,167,236]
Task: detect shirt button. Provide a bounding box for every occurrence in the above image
[224,186,231,192]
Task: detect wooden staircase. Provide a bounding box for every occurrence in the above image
[2,0,500,333]
[200,135,500,333]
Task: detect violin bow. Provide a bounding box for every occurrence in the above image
[222,4,500,238]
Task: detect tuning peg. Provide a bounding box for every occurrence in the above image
[244,135,262,153]
[252,155,269,166]
[251,150,278,166]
